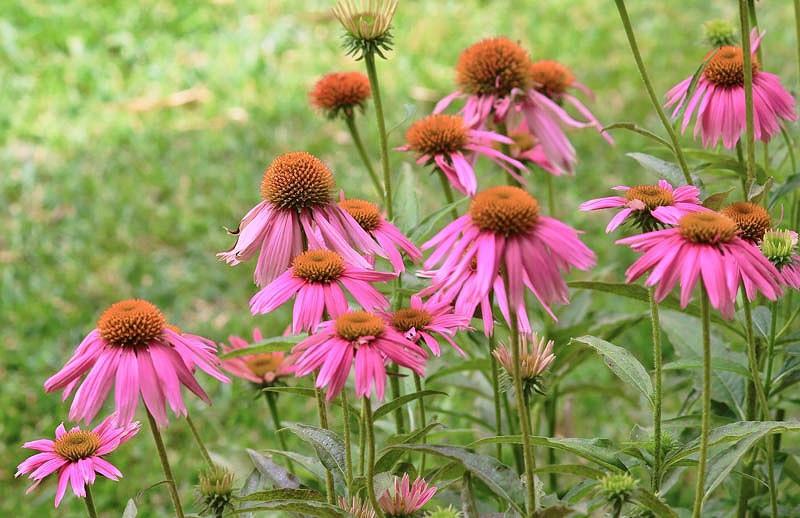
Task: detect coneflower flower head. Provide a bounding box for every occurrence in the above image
[580,180,705,233]
[44,299,229,427]
[599,473,637,507]
[456,37,532,98]
[720,201,771,243]
[378,474,437,517]
[219,151,379,286]
[16,415,140,507]
[400,113,526,194]
[310,71,371,119]
[339,495,376,518]
[666,30,796,148]
[493,333,555,397]
[221,328,294,386]
[339,196,422,271]
[387,295,470,356]
[426,506,464,518]
[703,19,737,47]
[333,0,398,59]
[197,464,235,517]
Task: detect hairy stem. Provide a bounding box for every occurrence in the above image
[345,115,384,201]
[265,391,295,473]
[314,385,336,504]
[185,414,213,468]
[691,289,711,518]
[613,0,693,185]
[648,287,663,492]
[146,409,185,518]
[341,390,354,492]
[413,373,428,473]
[363,51,392,219]
[83,485,98,518]
[488,333,503,461]
[388,365,405,434]
[739,0,757,186]
[509,310,537,516]
[362,397,385,518]
[437,170,459,220]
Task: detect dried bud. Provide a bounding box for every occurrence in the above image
[761,229,798,268]
[198,464,235,516]
[703,19,737,48]
[333,0,398,59]
[493,333,555,398]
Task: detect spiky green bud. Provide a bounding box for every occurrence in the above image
[761,229,798,268]
[703,19,738,47]
[198,464,235,516]
[425,506,463,518]
[333,0,398,60]
[600,472,637,504]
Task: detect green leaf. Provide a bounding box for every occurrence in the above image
[567,281,742,336]
[218,335,304,359]
[702,188,734,210]
[122,499,137,518]
[375,422,444,472]
[626,152,691,186]
[425,358,489,384]
[246,449,300,489]
[630,488,678,518]
[769,173,800,207]
[570,335,654,407]
[384,444,525,515]
[225,500,346,517]
[285,424,347,482]
[533,464,605,480]
[236,488,324,502]
[408,197,469,242]
[748,178,774,204]
[662,358,749,378]
[373,390,447,420]
[471,435,625,471]
[394,162,420,232]
[602,122,672,150]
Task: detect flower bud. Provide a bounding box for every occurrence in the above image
[761,229,798,268]
[703,19,737,47]
[198,464,235,516]
[333,0,398,59]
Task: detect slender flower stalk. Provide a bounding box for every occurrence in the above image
[692,289,711,518]
[764,300,780,518]
[508,309,537,516]
[186,414,213,468]
[146,409,185,518]
[739,0,757,184]
[364,51,392,219]
[342,390,354,492]
[613,0,693,185]
[264,392,294,473]
[489,333,503,461]
[345,115,384,200]
[412,373,427,472]
[648,287,663,492]
[84,486,98,518]
[362,397,385,518]
[315,383,336,504]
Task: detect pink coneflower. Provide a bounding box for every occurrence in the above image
[580,180,705,232]
[309,71,371,119]
[398,113,526,195]
[494,333,555,397]
[666,30,797,149]
[292,311,426,400]
[761,229,800,289]
[218,152,380,286]
[220,328,294,386]
[505,120,561,176]
[16,415,139,507]
[338,197,422,272]
[44,299,229,427]
[530,59,613,144]
[435,37,588,174]
[250,249,395,332]
[720,201,771,243]
[618,212,782,318]
[378,474,437,517]
[385,295,470,356]
[422,186,596,329]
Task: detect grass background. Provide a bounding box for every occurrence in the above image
[2,0,797,515]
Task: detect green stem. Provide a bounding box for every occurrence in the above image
[362,397,385,518]
[795,0,800,86]
[145,409,185,518]
[743,297,769,418]
[777,303,800,339]
[613,0,693,185]
[691,289,711,518]
[341,390,354,492]
[345,115,384,201]
[739,0,757,186]
[503,391,524,474]
[437,170,459,220]
[413,373,427,474]
[488,333,503,461]
[388,365,405,434]
[736,142,748,198]
[764,300,779,396]
[648,287,663,493]
[363,51,392,219]
[509,309,536,516]
[545,386,558,493]
[83,485,98,518]
[314,385,336,504]
[185,414,213,468]
[265,391,295,473]
[544,172,555,216]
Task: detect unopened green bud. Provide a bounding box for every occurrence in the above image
[198,464,235,516]
[703,19,737,47]
[426,506,463,518]
[760,229,798,267]
[600,472,637,504]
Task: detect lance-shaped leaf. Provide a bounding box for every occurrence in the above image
[471,435,626,472]
[219,335,305,359]
[285,424,347,483]
[373,390,447,420]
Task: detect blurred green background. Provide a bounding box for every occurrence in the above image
[1,0,797,515]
